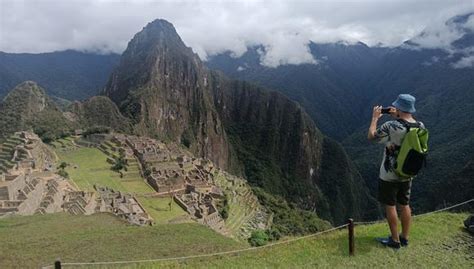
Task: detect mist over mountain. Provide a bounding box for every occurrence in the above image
[206,42,388,140]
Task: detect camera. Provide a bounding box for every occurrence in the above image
[381,108,391,114]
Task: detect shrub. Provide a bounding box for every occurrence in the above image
[266,228,281,241]
[144,169,151,177]
[83,126,112,136]
[220,207,229,220]
[58,162,68,170]
[217,194,230,220]
[248,230,269,247]
[57,169,69,178]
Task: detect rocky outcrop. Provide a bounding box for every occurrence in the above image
[210,75,325,209]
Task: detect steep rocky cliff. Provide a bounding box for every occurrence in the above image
[210,75,324,206]
[209,73,378,223]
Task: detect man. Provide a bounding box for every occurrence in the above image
[368,94,425,249]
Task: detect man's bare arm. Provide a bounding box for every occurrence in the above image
[368,105,382,141]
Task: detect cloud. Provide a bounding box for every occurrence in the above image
[409,13,474,50]
[452,55,474,68]
[260,32,317,67]
[0,0,473,67]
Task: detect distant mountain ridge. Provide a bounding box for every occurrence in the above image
[0,50,120,100]
[206,42,391,140]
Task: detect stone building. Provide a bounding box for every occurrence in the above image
[174,184,227,234]
[95,186,153,226]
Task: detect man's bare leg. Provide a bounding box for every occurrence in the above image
[386,205,400,242]
[399,204,411,239]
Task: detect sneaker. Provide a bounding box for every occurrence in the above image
[376,236,401,249]
[399,235,409,247]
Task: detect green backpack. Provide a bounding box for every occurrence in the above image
[394,120,429,179]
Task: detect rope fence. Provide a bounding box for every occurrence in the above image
[354,198,474,226]
[44,198,473,268]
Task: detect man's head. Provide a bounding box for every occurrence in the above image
[390,94,416,119]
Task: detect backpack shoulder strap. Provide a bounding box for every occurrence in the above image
[397,119,420,131]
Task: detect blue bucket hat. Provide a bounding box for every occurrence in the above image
[392,94,416,113]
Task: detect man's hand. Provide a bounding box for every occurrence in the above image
[372,105,383,120]
[368,105,382,141]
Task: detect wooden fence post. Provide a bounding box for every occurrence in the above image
[348,218,354,256]
[54,260,61,269]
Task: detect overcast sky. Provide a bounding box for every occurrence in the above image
[1,0,473,67]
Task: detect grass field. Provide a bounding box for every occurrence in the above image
[0,212,471,268]
[57,147,153,194]
[149,212,473,269]
[136,196,192,225]
[19,212,469,269]
[53,142,188,225]
[0,213,245,268]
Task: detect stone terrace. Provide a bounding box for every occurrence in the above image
[0,132,155,226]
[0,132,75,217]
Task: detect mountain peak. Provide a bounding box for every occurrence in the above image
[4,81,46,102]
[145,19,176,32]
[447,12,474,27]
[0,81,71,137]
[104,19,200,103]
[103,19,230,168]
[128,18,188,53]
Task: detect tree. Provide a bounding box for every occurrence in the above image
[111,156,127,172]
[58,162,68,170]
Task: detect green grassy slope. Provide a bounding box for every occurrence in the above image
[0,213,245,268]
[0,200,471,268]
[39,212,471,269]
[152,212,472,269]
